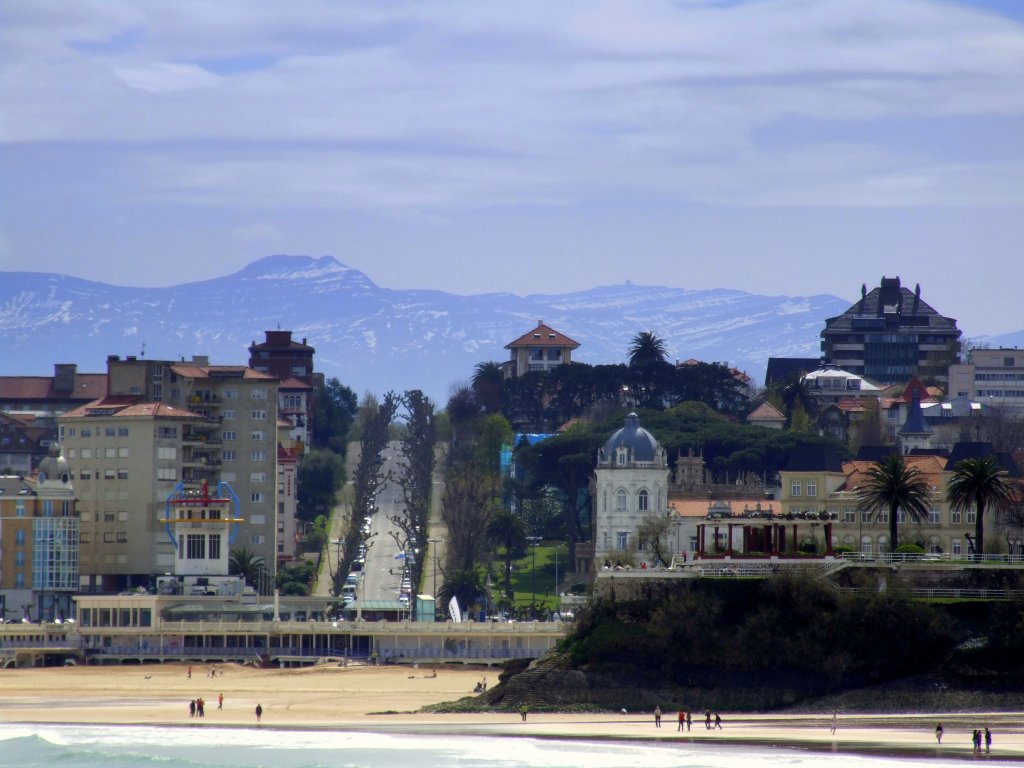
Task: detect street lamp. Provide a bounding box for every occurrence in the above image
[526,536,542,615]
[428,538,439,616]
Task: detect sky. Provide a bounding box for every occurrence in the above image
[2,0,1023,337]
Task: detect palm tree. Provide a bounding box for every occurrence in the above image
[946,455,1013,559]
[229,547,267,592]
[628,331,668,367]
[471,361,505,415]
[855,454,933,553]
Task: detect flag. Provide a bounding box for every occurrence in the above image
[448,595,462,623]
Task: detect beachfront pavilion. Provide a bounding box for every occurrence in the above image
[41,593,566,668]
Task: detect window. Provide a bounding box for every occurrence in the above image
[615,489,627,511]
[250,514,266,525]
[966,509,977,524]
[790,481,802,497]
[616,531,628,550]
[152,384,162,400]
[250,534,266,545]
[843,507,855,524]
[222,451,237,462]
[81,448,92,459]
[118,447,129,458]
[251,388,267,400]
[15,572,24,588]
[291,365,307,376]
[104,511,116,522]
[156,468,177,481]
[16,500,26,517]
[952,539,962,557]
[157,446,177,460]
[806,481,817,497]
[81,428,92,437]
[222,410,236,420]
[105,447,116,458]
[861,509,872,524]
[208,534,221,560]
[117,469,129,480]
[251,431,265,441]
[15,551,24,567]
[1005,357,1016,367]
[951,509,962,525]
[251,410,267,420]
[158,426,177,438]
[116,532,128,543]
[186,534,205,559]
[250,450,266,462]
[104,469,115,479]
[104,532,114,543]
[638,489,649,512]
[79,532,90,543]
[222,430,237,441]
[250,472,266,483]
[118,427,129,437]
[223,388,238,400]
[929,508,940,524]
[105,427,116,437]
[878,510,889,523]
[251,492,265,503]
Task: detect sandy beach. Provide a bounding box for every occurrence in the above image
[1,662,1023,760]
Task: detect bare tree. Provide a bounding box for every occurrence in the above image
[388,390,437,612]
[441,459,501,572]
[637,513,674,566]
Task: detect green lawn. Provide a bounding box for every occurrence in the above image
[499,543,568,612]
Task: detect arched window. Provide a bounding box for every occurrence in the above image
[638,489,649,512]
[615,489,627,511]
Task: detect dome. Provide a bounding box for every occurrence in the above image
[38,443,71,484]
[603,412,659,463]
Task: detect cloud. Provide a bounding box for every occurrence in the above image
[114,61,223,92]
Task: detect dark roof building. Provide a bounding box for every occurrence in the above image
[820,277,961,387]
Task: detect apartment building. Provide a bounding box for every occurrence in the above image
[59,399,204,591]
[249,331,317,449]
[821,277,961,386]
[0,445,78,621]
[60,355,281,590]
[949,347,1024,415]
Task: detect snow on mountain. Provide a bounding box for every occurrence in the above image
[0,255,954,401]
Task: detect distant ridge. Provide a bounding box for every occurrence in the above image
[0,255,1009,401]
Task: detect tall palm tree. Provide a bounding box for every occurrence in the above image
[855,454,933,552]
[628,331,669,367]
[946,455,1013,559]
[471,361,505,415]
[229,547,267,592]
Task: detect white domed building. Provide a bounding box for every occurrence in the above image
[592,413,673,569]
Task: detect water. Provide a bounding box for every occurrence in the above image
[0,724,1006,768]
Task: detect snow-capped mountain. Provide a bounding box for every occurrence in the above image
[0,255,992,402]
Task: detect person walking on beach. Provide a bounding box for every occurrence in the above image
[985,727,992,753]
[187,666,192,679]
[677,709,685,732]
[189,699,196,718]
[972,729,981,753]
[255,703,263,723]
[705,709,712,729]
[218,693,223,710]
[714,713,722,730]
[935,723,943,743]
[520,704,528,722]
[654,706,662,728]
[686,711,692,731]
[831,710,837,735]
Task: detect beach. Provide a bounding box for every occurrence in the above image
[1,662,1023,761]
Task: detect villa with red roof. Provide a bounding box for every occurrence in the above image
[502,322,580,379]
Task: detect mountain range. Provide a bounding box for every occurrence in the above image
[2,255,1020,403]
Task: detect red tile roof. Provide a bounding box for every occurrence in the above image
[0,374,107,402]
[278,377,313,390]
[840,455,947,493]
[505,322,580,350]
[669,498,777,519]
[747,402,784,421]
[62,397,202,420]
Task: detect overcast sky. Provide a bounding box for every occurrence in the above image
[2,0,1022,337]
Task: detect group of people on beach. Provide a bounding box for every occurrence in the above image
[651,707,719,730]
[933,723,992,753]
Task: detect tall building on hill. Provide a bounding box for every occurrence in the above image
[821,277,961,387]
[502,322,580,379]
[249,331,317,449]
[948,347,1024,415]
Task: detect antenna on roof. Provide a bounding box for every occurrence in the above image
[140,342,146,358]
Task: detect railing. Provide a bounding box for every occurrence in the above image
[0,638,83,650]
[841,587,1024,600]
[839,552,1024,565]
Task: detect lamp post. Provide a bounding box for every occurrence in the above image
[428,538,439,618]
[526,536,542,614]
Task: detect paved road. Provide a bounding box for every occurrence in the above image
[357,441,411,607]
